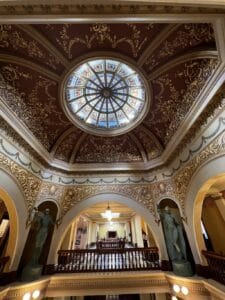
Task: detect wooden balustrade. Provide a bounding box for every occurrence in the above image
[56,247,160,273]
[202,250,225,285]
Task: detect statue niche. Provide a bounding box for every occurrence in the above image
[157,199,194,277]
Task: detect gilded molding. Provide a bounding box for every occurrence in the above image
[0,153,41,211]
[58,179,175,222]
[0,4,224,17]
[174,128,225,209]
[165,83,225,172]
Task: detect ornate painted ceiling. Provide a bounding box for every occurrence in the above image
[0,21,222,172]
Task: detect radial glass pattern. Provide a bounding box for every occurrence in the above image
[64,58,148,135]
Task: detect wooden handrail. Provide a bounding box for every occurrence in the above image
[202,250,225,285]
[0,256,10,273]
[202,250,225,261]
[55,247,160,273]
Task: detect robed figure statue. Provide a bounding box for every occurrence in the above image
[21,208,54,281]
[157,205,193,277]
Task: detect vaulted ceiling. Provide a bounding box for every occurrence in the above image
[0,21,222,172]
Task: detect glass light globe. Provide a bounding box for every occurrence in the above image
[173,284,181,293]
[171,296,178,300]
[23,292,31,300]
[181,286,189,295]
[32,290,40,299]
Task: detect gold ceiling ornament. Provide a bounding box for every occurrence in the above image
[49,23,152,59]
[74,134,143,163]
[144,23,215,71]
[0,25,60,71]
[0,153,41,212]
[0,65,70,150]
[174,128,225,210]
[145,57,219,146]
[58,179,175,221]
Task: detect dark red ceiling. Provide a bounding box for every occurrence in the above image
[0,23,219,165]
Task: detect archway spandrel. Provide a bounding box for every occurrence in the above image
[58,181,175,222]
[174,129,225,212]
[0,153,41,211]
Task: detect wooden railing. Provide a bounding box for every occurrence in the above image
[56,247,160,273]
[0,256,9,273]
[202,250,225,285]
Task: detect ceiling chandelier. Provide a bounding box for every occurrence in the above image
[101,202,120,221]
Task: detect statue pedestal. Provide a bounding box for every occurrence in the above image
[172,260,194,277]
[21,264,43,282]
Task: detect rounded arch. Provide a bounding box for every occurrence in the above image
[36,197,60,212]
[157,195,184,215]
[48,193,168,264]
[185,155,225,264]
[0,168,28,271]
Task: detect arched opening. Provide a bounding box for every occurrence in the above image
[158,198,194,276]
[0,169,28,272]
[0,198,10,267]
[60,201,157,251]
[194,174,225,257]
[48,193,167,265]
[184,155,225,265]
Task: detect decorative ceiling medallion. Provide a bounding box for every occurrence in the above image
[61,57,150,136]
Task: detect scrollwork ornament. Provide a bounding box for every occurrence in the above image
[174,129,225,208]
[0,153,41,212]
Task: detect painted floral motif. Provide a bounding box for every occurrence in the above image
[144,58,219,146]
[74,134,143,163]
[144,23,215,72]
[0,63,70,150]
[0,25,61,72]
[38,23,159,59]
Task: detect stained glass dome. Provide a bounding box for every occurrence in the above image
[62,58,149,136]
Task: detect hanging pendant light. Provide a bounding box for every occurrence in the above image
[100,202,120,220]
[105,202,112,221]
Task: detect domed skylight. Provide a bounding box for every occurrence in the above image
[62,58,149,136]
